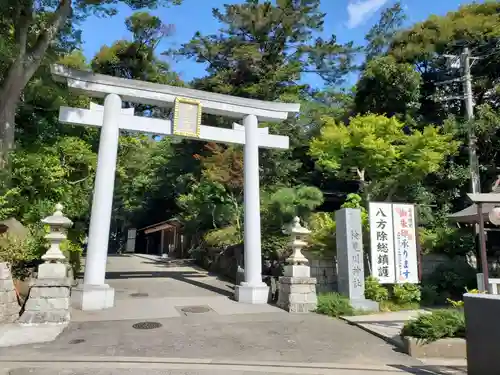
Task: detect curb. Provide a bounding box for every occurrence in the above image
[339,316,405,350]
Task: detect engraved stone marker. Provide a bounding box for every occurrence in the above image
[335,208,379,311]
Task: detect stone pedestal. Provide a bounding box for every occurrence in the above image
[235,283,269,304]
[71,283,115,311]
[18,278,71,324]
[277,276,317,313]
[0,263,20,323]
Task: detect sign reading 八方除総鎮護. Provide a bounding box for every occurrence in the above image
[368,202,419,284]
[368,202,396,284]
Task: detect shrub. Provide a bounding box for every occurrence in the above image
[401,309,465,343]
[0,227,45,279]
[420,283,439,306]
[365,276,389,302]
[60,239,83,278]
[393,283,421,305]
[316,292,354,317]
[426,258,477,301]
[308,212,336,257]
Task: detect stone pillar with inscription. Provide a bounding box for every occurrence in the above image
[335,208,379,311]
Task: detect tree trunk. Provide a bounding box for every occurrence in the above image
[0,64,28,168]
[0,0,73,168]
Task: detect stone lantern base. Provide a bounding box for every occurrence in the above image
[18,278,71,324]
[277,274,318,313]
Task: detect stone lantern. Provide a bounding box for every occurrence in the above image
[283,216,311,276]
[277,216,317,313]
[38,203,73,279]
[19,203,73,324]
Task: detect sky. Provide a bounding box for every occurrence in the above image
[81,0,475,86]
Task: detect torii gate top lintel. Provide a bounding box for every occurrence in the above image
[50,64,300,122]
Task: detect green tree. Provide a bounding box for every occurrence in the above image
[310,114,459,200]
[0,0,182,165]
[389,2,500,124]
[365,1,406,62]
[176,0,359,190]
[355,55,422,117]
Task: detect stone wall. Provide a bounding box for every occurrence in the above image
[306,254,337,293]
[0,262,20,323]
[304,253,461,294]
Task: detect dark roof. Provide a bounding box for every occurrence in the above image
[448,203,498,224]
[448,177,500,223]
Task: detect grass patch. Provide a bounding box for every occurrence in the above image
[316,292,355,317]
[380,300,420,312]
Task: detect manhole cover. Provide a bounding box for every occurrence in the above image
[130,292,149,298]
[180,305,211,314]
[69,339,85,344]
[132,321,162,330]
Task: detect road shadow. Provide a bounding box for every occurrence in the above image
[389,364,467,374]
[104,269,234,298]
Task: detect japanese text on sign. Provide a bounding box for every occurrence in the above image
[368,202,396,284]
[392,204,418,284]
[350,229,363,290]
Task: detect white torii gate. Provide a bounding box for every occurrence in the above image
[51,65,300,310]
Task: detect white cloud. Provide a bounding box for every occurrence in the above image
[346,0,390,29]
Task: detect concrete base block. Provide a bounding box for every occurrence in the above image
[37,263,67,279]
[71,284,115,311]
[465,293,500,374]
[277,276,317,313]
[18,278,71,324]
[402,336,466,358]
[350,298,379,312]
[234,282,269,304]
[283,265,310,278]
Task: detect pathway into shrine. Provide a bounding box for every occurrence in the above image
[0,255,465,375]
[71,254,282,322]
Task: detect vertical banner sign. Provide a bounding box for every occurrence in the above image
[368,203,396,284]
[392,204,419,284]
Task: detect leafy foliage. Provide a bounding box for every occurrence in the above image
[316,292,355,317]
[393,283,422,305]
[364,276,389,302]
[355,56,422,117]
[401,310,465,343]
[310,114,459,200]
[425,258,477,302]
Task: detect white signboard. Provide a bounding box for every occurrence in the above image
[392,204,419,284]
[368,202,396,284]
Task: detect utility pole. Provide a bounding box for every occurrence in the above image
[440,47,481,194]
[461,46,481,194]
